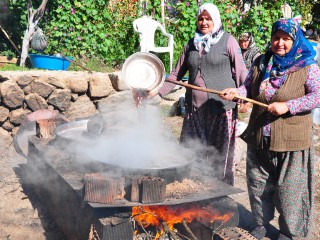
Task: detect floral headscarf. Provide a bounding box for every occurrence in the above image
[261,18,316,86]
[193,3,224,52]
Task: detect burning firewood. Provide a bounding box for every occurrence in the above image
[161,222,182,240]
[182,219,198,240]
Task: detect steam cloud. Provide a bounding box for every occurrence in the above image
[64,99,195,170]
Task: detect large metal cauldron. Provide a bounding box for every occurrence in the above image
[54,120,192,183]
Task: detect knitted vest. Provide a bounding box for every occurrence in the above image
[240,55,312,151]
[186,32,236,114]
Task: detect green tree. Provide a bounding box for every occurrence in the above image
[1,0,318,70]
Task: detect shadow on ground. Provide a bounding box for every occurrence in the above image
[13,164,66,240]
[237,203,279,240]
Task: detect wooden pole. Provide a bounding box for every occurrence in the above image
[0,25,20,54]
[165,79,269,108]
[161,0,165,28]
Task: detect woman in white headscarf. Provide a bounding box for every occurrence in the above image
[156,3,247,185]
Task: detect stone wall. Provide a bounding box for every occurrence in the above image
[0,70,133,146]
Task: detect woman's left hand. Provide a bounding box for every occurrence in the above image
[267,102,289,116]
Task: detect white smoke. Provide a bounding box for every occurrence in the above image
[65,101,196,171]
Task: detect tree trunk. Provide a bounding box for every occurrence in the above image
[20,0,48,67]
[20,24,34,67]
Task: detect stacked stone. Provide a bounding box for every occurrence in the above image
[0,70,130,147]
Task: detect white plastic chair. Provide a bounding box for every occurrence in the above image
[133,16,174,72]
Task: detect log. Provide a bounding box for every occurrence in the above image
[36,119,59,138]
[100,215,134,240]
[83,173,124,203]
[125,176,167,203]
[162,222,182,240]
[182,219,198,240]
[141,176,166,204]
[125,175,142,202]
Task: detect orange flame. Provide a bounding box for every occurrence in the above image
[132,202,234,236]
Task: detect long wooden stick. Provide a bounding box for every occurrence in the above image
[60,53,93,73]
[162,222,182,240]
[0,24,21,54]
[182,219,198,240]
[166,79,268,108]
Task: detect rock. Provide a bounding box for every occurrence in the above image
[25,93,48,111]
[64,95,97,120]
[89,73,113,98]
[22,85,32,95]
[47,89,72,112]
[0,106,10,123]
[46,76,67,89]
[11,126,19,137]
[71,93,78,101]
[30,80,55,98]
[108,71,130,91]
[9,108,32,125]
[1,80,25,109]
[2,120,14,131]
[0,127,12,149]
[16,74,33,88]
[67,76,88,94]
[96,90,134,113]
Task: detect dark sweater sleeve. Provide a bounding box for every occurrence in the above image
[158,42,189,97]
[226,35,248,87]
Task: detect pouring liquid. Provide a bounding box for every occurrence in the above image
[135,89,148,122]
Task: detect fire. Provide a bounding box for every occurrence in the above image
[132,202,234,237]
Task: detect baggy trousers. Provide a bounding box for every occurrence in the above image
[246,140,314,238]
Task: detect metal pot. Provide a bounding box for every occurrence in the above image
[122,52,165,91]
[54,119,89,141]
[109,161,192,183]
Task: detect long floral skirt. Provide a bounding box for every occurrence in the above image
[180,106,237,185]
[246,141,315,238]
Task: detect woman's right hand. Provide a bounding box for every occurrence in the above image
[219,88,239,101]
[132,89,159,107]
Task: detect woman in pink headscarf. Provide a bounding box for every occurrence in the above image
[151,3,247,185]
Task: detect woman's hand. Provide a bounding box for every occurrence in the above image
[132,89,159,107]
[267,102,289,116]
[219,88,240,101]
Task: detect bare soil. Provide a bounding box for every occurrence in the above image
[0,145,66,240]
[0,114,319,240]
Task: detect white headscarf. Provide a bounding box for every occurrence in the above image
[194,3,224,52]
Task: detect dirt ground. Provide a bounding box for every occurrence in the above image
[0,114,319,240]
[0,144,66,240]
